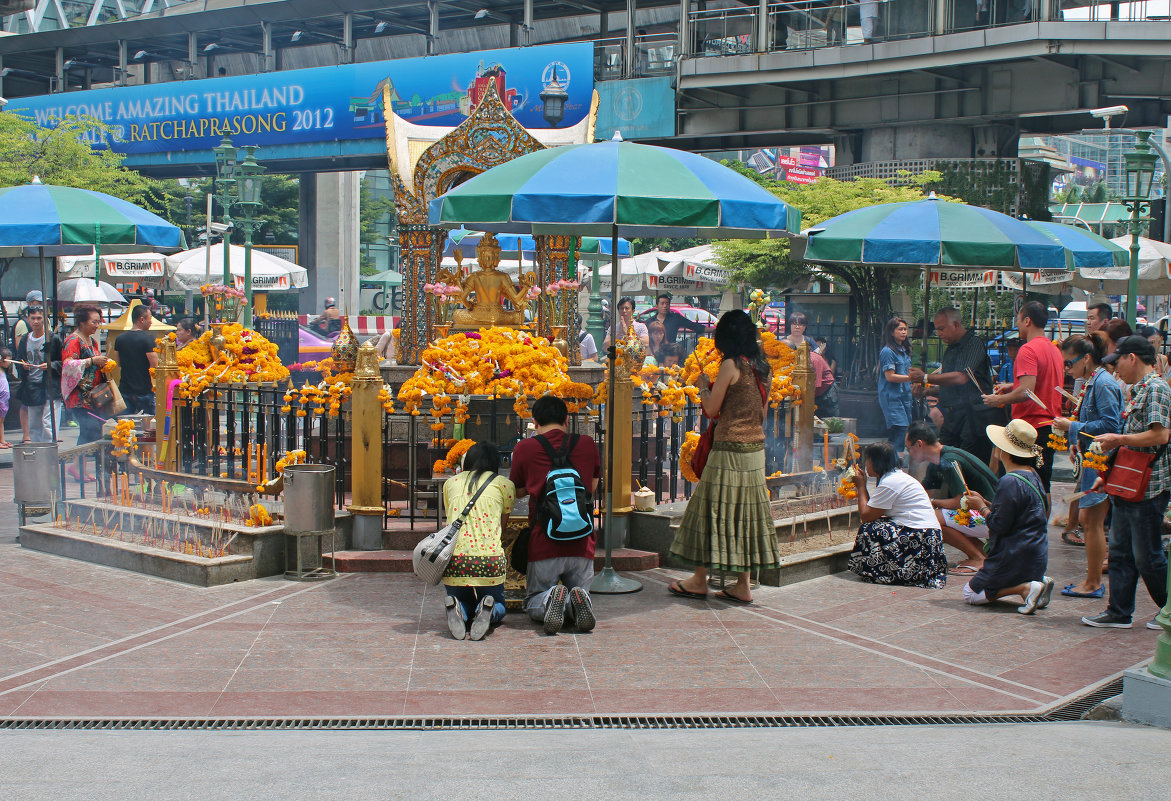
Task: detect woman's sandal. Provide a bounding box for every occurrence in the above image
[1061,527,1086,547]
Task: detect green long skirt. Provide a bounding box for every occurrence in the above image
[670,443,779,572]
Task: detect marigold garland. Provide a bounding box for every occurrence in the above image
[166,323,290,400]
[111,419,138,458]
[433,438,475,474]
[681,332,800,408]
[679,431,700,484]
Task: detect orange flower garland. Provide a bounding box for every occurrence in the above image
[433,438,475,474]
[169,324,290,400]
[682,333,800,408]
[111,419,137,458]
[679,431,700,484]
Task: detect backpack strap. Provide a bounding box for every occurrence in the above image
[535,432,578,469]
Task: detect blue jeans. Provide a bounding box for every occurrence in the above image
[125,392,155,416]
[1106,491,1170,621]
[444,584,506,624]
[888,424,908,457]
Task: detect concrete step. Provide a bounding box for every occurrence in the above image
[325,548,660,574]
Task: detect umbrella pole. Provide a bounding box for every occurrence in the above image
[593,225,641,594]
[40,247,58,443]
[204,194,212,328]
[921,267,931,371]
[93,224,101,287]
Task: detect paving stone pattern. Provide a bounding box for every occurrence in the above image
[0,467,1162,719]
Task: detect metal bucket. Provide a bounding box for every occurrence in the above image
[13,443,59,504]
[283,463,336,535]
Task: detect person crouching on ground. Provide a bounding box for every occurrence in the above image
[441,441,515,641]
[960,420,1055,615]
[509,395,601,635]
[904,420,1000,579]
[848,441,947,588]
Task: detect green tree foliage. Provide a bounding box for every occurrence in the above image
[0,112,155,204]
[713,164,949,380]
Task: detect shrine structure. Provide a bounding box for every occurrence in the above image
[384,78,599,364]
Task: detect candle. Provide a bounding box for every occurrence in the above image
[823,432,830,468]
[262,442,268,484]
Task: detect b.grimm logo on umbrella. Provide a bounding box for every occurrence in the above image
[233,274,289,290]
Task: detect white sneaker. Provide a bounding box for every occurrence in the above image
[1147,616,1164,631]
[1037,577,1055,610]
[1018,581,1044,615]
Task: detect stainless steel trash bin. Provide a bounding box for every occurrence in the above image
[13,442,59,525]
[283,463,337,580]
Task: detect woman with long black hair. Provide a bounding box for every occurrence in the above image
[878,316,914,456]
[440,441,516,640]
[668,310,778,604]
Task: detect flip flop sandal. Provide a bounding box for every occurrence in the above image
[668,582,707,600]
[714,589,753,605]
[1061,529,1086,547]
[947,564,980,576]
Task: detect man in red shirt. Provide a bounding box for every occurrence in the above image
[810,348,838,417]
[982,300,1063,490]
[509,395,601,635]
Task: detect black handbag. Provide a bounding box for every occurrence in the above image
[509,527,530,575]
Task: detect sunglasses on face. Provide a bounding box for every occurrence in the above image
[1063,359,1078,369]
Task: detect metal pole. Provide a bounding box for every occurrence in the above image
[592,224,641,594]
[204,193,212,327]
[243,222,254,329]
[1128,200,1141,325]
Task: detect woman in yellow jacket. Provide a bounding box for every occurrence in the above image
[441,442,516,640]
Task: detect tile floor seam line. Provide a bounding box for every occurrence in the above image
[708,586,783,710]
[646,567,1063,699]
[570,630,597,714]
[208,598,285,715]
[0,581,313,687]
[401,580,428,716]
[641,571,1051,706]
[0,581,331,699]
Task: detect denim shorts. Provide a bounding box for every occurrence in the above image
[1079,466,1107,510]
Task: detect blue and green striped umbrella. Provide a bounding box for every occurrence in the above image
[429,138,801,238]
[1023,220,1128,269]
[804,195,1069,269]
[0,179,184,275]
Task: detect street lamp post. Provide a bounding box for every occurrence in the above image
[233,146,265,329]
[1123,130,1158,326]
[212,137,238,288]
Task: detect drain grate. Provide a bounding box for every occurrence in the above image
[0,679,1122,731]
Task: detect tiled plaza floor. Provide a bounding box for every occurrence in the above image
[0,467,1163,719]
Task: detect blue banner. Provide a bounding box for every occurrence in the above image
[595,77,675,141]
[6,43,593,156]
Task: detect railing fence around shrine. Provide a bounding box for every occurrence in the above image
[164,388,795,531]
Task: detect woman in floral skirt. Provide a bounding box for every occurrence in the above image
[849,441,947,588]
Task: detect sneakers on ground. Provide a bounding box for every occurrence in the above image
[469,595,495,641]
[1147,616,1164,631]
[1037,576,1055,610]
[569,587,595,633]
[1081,612,1132,628]
[1018,581,1045,615]
[543,585,568,635]
[444,595,466,640]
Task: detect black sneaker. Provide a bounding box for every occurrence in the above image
[469,595,495,641]
[569,587,595,633]
[543,585,568,635]
[1081,612,1132,628]
[445,596,467,639]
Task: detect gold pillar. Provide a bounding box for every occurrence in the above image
[794,341,814,472]
[534,234,580,365]
[154,338,181,471]
[348,341,385,549]
[612,373,635,512]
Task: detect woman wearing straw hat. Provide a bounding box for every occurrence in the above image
[960,420,1055,614]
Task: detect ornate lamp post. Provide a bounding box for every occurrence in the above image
[539,76,568,128]
[212,137,238,287]
[1123,130,1157,325]
[232,146,265,329]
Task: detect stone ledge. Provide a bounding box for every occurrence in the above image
[325,548,660,574]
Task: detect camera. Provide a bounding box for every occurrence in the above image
[1089,105,1129,119]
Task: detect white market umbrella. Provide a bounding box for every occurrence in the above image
[56,277,126,305]
[581,251,669,295]
[166,244,308,293]
[57,251,169,284]
[1072,236,1171,294]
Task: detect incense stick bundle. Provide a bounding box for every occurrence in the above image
[1056,386,1078,403]
[1024,388,1050,413]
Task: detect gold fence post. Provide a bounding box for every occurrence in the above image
[794,341,814,472]
[348,341,385,550]
[155,338,180,471]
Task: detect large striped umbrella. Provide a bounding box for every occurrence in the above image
[803,195,1068,269]
[428,135,800,595]
[0,179,184,254]
[445,228,633,259]
[429,137,801,238]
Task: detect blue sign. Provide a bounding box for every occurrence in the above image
[595,77,675,141]
[6,43,594,156]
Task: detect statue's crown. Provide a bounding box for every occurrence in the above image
[476,232,502,260]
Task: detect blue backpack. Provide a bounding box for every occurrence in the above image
[535,433,594,541]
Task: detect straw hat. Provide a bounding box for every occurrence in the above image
[986,419,1042,465]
